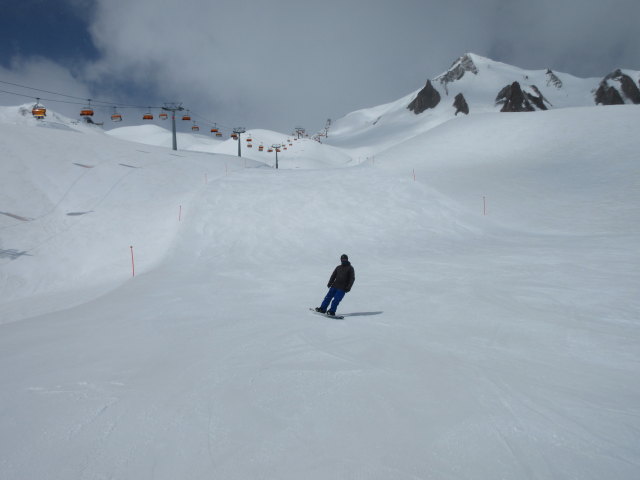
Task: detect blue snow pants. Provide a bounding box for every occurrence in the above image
[320,287,346,313]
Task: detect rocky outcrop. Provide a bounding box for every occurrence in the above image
[594,84,624,105]
[620,75,640,103]
[436,54,479,94]
[528,85,551,109]
[546,69,563,88]
[453,93,469,115]
[407,80,441,114]
[595,69,640,105]
[495,81,548,112]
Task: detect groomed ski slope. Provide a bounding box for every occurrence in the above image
[1,105,639,479]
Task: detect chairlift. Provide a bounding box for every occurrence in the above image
[159,112,168,120]
[32,98,46,119]
[80,99,94,117]
[111,107,123,122]
[142,107,154,120]
[192,123,200,132]
[182,110,191,121]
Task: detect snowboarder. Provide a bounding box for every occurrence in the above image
[315,254,355,316]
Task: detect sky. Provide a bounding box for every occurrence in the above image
[1,0,639,134]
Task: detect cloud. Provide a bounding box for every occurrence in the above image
[3,0,640,132]
[81,0,501,132]
[484,0,640,76]
[0,56,93,117]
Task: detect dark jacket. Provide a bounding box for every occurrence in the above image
[328,262,355,292]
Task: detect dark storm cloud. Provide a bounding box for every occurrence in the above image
[2,0,639,132]
[0,0,97,66]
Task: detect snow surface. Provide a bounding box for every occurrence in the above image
[1,90,640,478]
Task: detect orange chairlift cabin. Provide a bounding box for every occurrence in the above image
[32,98,46,119]
[80,99,94,117]
[258,144,264,152]
[231,133,238,140]
[182,110,191,121]
[210,123,219,134]
[267,147,273,153]
[142,108,154,120]
[191,122,200,132]
[111,107,123,122]
[159,112,168,120]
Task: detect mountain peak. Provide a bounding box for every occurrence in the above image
[435,53,479,94]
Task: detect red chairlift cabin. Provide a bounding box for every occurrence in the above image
[80,99,94,117]
[142,108,154,120]
[192,123,200,132]
[159,112,168,120]
[268,148,273,153]
[231,133,238,139]
[182,110,191,121]
[258,144,264,152]
[215,132,222,137]
[111,107,123,122]
[32,98,46,119]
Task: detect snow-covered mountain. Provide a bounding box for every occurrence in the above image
[326,53,640,154]
[1,61,639,479]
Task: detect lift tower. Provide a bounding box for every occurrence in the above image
[233,127,246,157]
[162,103,184,151]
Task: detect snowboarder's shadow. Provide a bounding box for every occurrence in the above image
[342,311,383,317]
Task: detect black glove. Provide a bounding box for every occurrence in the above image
[327,284,332,288]
[345,288,351,292]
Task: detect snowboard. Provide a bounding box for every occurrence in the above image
[309,308,344,320]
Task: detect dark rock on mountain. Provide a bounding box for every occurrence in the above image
[618,74,640,104]
[528,85,551,109]
[595,84,625,105]
[595,69,640,105]
[453,93,469,115]
[546,69,563,88]
[495,81,548,112]
[436,54,479,95]
[407,80,441,114]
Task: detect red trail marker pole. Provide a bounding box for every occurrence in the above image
[130,246,135,277]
